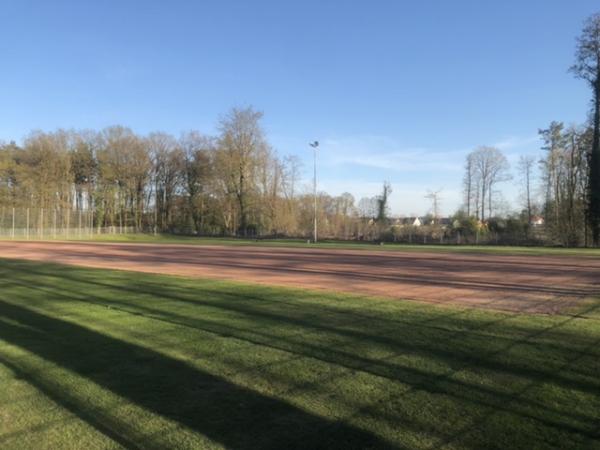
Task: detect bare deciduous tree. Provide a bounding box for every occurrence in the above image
[216,107,269,236]
[539,123,590,245]
[518,155,536,225]
[464,146,511,221]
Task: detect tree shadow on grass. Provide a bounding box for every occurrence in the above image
[5,262,600,402]
[0,300,396,450]
[6,267,600,443]
[2,260,600,448]
[25,245,600,306]
[41,266,600,397]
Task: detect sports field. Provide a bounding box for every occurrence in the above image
[0,241,599,449]
[0,240,599,313]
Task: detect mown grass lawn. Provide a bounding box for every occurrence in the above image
[4,232,600,258]
[0,259,599,449]
[40,232,600,258]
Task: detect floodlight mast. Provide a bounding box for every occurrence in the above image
[309,141,319,243]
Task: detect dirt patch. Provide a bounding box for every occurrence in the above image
[1,241,599,313]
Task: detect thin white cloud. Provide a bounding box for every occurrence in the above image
[320,136,466,173]
[277,133,538,216]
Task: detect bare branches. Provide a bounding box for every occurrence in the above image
[570,13,600,84]
[463,146,511,221]
[425,189,442,222]
[517,155,536,224]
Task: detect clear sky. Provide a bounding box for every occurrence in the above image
[1,0,598,215]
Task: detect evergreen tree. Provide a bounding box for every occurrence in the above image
[571,12,600,245]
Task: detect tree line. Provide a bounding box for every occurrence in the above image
[460,12,600,247]
[0,107,398,239]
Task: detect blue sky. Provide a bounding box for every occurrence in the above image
[1,0,597,215]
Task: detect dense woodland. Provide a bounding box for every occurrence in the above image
[0,108,384,240]
[1,12,600,246]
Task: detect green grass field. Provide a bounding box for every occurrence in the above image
[29,232,600,258]
[0,259,599,449]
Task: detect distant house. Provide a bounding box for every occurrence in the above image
[393,217,423,227]
[392,217,457,228]
[530,215,544,227]
[392,217,453,228]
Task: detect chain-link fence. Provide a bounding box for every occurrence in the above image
[0,208,135,240]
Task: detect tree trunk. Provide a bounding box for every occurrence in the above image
[589,70,600,245]
[481,185,486,221]
[526,168,531,224]
[488,185,493,219]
